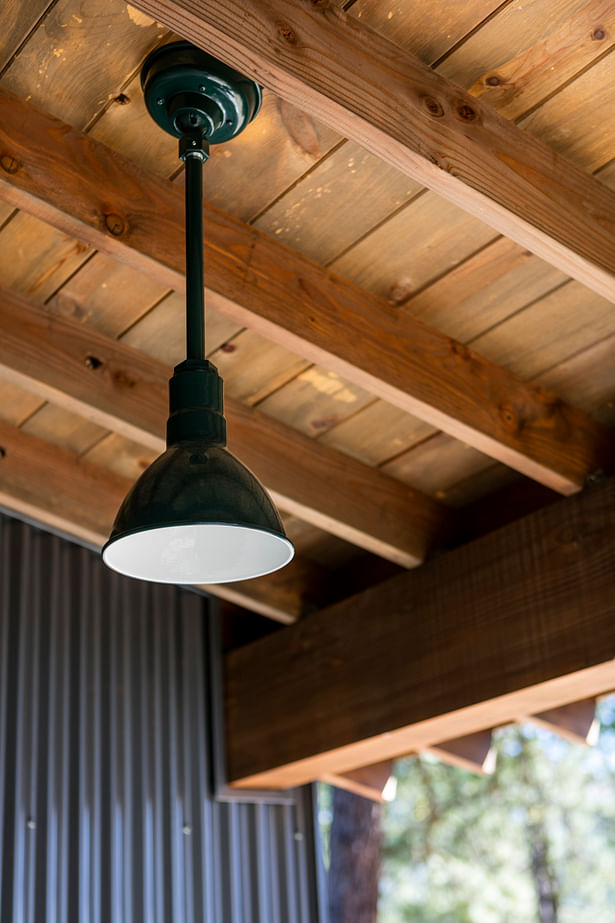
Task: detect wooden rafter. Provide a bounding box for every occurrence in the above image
[0,92,612,493]
[0,285,449,567]
[224,475,615,788]
[128,0,615,303]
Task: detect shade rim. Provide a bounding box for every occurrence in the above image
[102,520,295,585]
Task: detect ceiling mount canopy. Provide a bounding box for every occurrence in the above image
[103,42,293,585]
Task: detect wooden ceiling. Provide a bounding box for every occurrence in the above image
[0,0,614,625]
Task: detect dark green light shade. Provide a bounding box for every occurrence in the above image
[102,442,294,584]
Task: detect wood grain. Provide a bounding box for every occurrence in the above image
[1,0,164,129]
[0,90,611,493]
[402,239,566,344]
[0,0,55,72]
[519,50,615,172]
[128,0,615,302]
[0,285,450,566]
[468,0,615,120]
[331,192,498,301]
[225,475,615,787]
[349,0,506,67]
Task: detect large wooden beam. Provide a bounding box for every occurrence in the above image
[0,285,447,567]
[224,476,615,788]
[0,92,611,494]
[130,0,615,304]
[0,418,330,622]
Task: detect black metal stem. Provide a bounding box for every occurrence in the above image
[184,153,205,360]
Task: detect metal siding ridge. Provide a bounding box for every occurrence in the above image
[0,511,319,921]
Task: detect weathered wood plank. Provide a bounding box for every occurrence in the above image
[468,0,615,120]
[0,90,611,493]
[519,48,615,173]
[0,285,449,566]
[349,0,506,66]
[224,475,615,787]
[129,0,615,302]
[0,0,55,72]
[1,0,163,129]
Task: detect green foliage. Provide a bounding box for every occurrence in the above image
[379,697,615,922]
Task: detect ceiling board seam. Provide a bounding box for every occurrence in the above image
[247,138,349,226]
[376,430,444,471]
[430,0,518,69]
[397,235,505,309]
[515,43,615,126]
[81,34,172,135]
[115,288,175,340]
[324,188,428,269]
[312,396,380,441]
[42,248,98,308]
[0,208,17,235]
[464,278,573,347]
[529,328,615,385]
[0,0,61,79]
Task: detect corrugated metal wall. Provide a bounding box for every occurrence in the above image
[0,511,321,923]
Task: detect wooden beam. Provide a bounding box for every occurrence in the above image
[0,285,448,567]
[0,92,612,494]
[224,476,615,788]
[425,730,496,775]
[322,760,395,803]
[0,418,329,623]
[528,698,599,746]
[129,0,615,304]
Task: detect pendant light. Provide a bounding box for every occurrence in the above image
[102,42,294,584]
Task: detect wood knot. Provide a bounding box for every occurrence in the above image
[220,343,236,353]
[457,104,477,121]
[105,212,126,237]
[0,154,19,175]
[104,213,126,236]
[423,96,444,118]
[278,23,297,44]
[592,26,606,40]
[113,93,130,105]
[450,340,470,360]
[113,369,136,389]
[485,74,501,87]
[557,526,580,550]
[84,355,103,370]
[0,447,5,459]
[499,403,520,431]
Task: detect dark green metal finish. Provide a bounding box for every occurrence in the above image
[184,154,206,358]
[141,41,262,144]
[166,358,226,446]
[104,442,285,547]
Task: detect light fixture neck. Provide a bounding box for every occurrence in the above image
[166,358,226,447]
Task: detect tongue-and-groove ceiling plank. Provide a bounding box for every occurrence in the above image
[0,90,612,495]
[127,0,615,303]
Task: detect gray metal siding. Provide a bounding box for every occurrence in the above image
[0,512,319,923]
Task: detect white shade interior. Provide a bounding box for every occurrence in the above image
[102,523,294,584]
